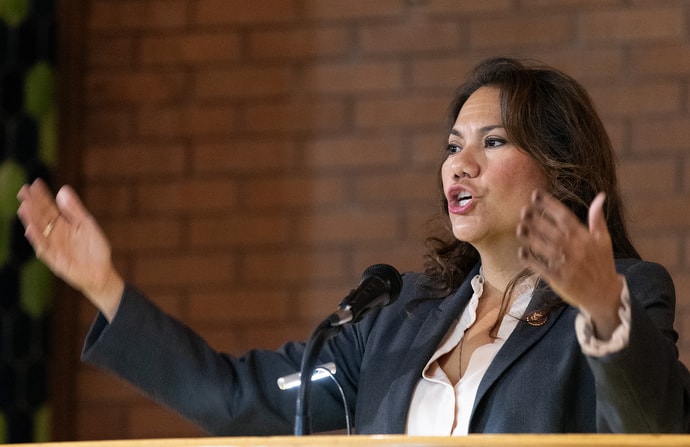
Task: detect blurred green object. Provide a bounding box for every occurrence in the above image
[20,258,54,318]
[0,411,7,443]
[0,160,27,220]
[33,404,52,442]
[0,0,30,27]
[25,62,56,121]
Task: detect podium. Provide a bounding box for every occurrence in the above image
[14,435,690,447]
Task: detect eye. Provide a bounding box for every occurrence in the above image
[485,137,506,148]
[446,143,462,154]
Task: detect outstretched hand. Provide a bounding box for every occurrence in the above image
[516,190,623,339]
[17,179,123,321]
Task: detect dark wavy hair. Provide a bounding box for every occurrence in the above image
[423,57,640,303]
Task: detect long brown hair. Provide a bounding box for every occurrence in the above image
[423,57,639,303]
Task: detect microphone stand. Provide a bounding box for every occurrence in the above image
[294,313,348,436]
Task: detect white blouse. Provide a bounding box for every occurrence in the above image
[405,271,631,435]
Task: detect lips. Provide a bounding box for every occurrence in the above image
[446,186,475,214]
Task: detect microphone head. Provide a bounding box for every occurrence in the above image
[360,263,403,306]
[331,263,403,326]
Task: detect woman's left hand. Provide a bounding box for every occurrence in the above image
[516,189,623,339]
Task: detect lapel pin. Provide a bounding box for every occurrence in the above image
[525,310,548,327]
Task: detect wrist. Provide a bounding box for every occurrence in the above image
[580,275,624,340]
[84,269,125,322]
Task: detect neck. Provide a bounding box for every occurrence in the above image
[478,249,525,295]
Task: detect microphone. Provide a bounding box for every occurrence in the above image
[327,263,403,327]
[294,263,402,435]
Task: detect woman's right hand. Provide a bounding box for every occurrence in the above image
[17,178,124,321]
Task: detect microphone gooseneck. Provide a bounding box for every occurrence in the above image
[294,264,402,436]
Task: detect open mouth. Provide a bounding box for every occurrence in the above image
[456,191,472,207]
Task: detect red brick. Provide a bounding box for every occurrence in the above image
[75,404,127,440]
[86,71,187,104]
[243,250,348,284]
[618,158,677,193]
[302,134,406,169]
[523,0,624,9]
[192,140,299,173]
[588,83,682,117]
[304,61,404,94]
[353,171,436,204]
[243,100,348,133]
[353,240,427,278]
[133,253,236,287]
[83,144,187,179]
[470,15,572,48]
[194,67,299,99]
[524,49,626,82]
[243,176,348,210]
[626,194,690,231]
[77,369,142,403]
[631,118,690,153]
[633,235,681,270]
[87,36,135,68]
[194,0,298,25]
[84,183,134,217]
[631,44,690,76]
[411,0,513,14]
[188,289,291,323]
[580,7,684,42]
[189,214,291,247]
[411,56,486,90]
[135,178,239,214]
[84,108,134,144]
[138,104,239,139]
[242,322,316,351]
[360,22,460,54]
[88,0,188,31]
[355,95,449,129]
[410,132,448,167]
[141,32,242,66]
[103,218,184,252]
[61,0,690,439]
[249,27,352,60]
[128,404,204,438]
[296,284,354,320]
[303,0,405,20]
[297,209,399,244]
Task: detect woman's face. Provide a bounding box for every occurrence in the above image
[441,86,549,253]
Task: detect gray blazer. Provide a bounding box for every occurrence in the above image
[82,259,690,435]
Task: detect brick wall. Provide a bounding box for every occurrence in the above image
[61,0,690,440]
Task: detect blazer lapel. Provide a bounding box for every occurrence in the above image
[383,264,481,432]
[472,283,568,411]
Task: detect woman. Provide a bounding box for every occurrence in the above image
[17,57,690,435]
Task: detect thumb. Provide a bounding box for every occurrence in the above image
[588,192,607,235]
[55,185,91,224]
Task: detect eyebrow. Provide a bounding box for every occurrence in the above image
[450,125,504,137]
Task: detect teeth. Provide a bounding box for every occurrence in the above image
[457,192,472,207]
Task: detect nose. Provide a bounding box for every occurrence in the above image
[448,147,480,180]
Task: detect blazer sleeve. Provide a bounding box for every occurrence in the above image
[81,284,351,436]
[588,260,690,433]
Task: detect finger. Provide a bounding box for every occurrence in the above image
[517,205,566,265]
[55,185,91,225]
[18,179,60,230]
[588,192,607,235]
[519,206,561,247]
[529,189,582,234]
